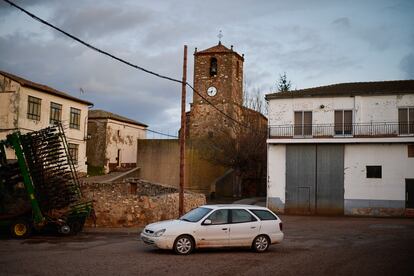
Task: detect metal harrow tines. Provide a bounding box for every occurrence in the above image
[19,126,81,211]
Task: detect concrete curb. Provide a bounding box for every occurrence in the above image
[83,227,143,235]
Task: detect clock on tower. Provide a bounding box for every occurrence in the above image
[207,86,217,97]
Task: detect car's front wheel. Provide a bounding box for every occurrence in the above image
[252,235,270,252]
[173,235,194,255]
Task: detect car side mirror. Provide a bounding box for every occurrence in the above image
[203,219,212,225]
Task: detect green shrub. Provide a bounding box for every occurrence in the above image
[87,165,105,176]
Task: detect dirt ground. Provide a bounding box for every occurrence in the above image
[1,215,413,276]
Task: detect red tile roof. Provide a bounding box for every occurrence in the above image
[0,70,93,106]
[195,43,244,60]
[88,109,147,127]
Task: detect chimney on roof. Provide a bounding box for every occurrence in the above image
[194,47,197,53]
[231,45,233,51]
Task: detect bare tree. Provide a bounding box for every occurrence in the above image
[243,77,268,116]
[243,88,267,116]
[196,93,267,197]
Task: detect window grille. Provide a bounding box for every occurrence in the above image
[27,96,41,121]
[70,107,81,129]
[50,102,62,124]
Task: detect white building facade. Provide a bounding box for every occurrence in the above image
[266,80,414,216]
[0,71,93,173]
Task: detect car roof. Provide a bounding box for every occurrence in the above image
[200,204,269,210]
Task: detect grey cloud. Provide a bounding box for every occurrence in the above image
[2,0,413,132]
[383,1,414,13]
[52,4,153,40]
[239,22,360,90]
[332,17,350,29]
[142,20,205,51]
[332,27,386,52]
[235,25,323,90]
[0,0,56,17]
[0,33,85,79]
[399,53,414,79]
[358,26,393,51]
[0,32,183,131]
[87,91,180,132]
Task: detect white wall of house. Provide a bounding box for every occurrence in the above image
[267,143,414,213]
[0,77,21,134]
[266,92,414,216]
[267,144,286,212]
[0,91,18,160]
[268,94,414,126]
[105,119,146,167]
[0,94,18,131]
[0,76,90,172]
[344,144,414,201]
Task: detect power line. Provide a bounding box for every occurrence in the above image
[3,0,253,131]
[147,129,178,138]
[186,83,250,129]
[88,118,176,138]
[3,0,182,85]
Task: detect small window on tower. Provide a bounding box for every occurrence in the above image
[210,57,217,77]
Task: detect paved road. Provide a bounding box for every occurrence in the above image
[1,216,413,276]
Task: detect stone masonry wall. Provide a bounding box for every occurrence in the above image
[81,179,206,227]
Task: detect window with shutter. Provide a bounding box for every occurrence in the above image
[335,110,353,136]
[294,111,312,137]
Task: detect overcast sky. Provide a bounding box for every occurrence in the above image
[0,0,413,135]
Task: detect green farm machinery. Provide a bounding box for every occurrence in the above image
[0,124,93,238]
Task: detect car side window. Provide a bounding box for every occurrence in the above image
[231,209,257,224]
[249,209,278,220]
[206,209,229,225]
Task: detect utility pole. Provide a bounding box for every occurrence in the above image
[179,45,187,216]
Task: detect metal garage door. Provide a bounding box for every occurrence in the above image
[285,145,316,214]
[286,144,344,215]
[316,145,344,215]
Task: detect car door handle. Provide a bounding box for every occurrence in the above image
[222,228,228,230]
[251,227,256,229]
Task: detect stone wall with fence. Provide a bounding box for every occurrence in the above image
[81,179,206,227]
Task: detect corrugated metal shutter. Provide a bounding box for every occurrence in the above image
[285,144,344,215]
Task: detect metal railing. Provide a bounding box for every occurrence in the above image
[268,122,414,138]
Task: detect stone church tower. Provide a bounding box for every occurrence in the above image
[187,42,244,139]
[136,42,267,197]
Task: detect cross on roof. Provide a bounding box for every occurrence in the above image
[217,30,223,44]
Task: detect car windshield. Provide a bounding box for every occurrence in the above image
[180,207,212,222]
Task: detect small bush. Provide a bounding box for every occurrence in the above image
[87,165,105,176]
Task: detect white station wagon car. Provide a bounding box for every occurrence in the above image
[140,204,283,254]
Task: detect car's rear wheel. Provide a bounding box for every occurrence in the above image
[252,235,270,252]
[174,235,194,255]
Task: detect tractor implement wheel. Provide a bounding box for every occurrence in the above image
[58,224,71,235]
[10,220,31,239]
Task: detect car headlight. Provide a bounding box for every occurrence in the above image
[154,229,166,237]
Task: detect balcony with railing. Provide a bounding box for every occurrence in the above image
[268,122,414,139]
